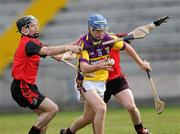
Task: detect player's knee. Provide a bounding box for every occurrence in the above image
[96,103,107,115]
[127,104,137,113]
[83,115,94,123]
[50,103,59,115]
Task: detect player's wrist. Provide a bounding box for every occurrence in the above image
[61,53,68,60]
[65,45,70,51]
[65,45,72,52]
[150,23,156,29]
[94,63,102,70]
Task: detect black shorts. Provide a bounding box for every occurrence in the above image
[11,79,45,110]
[104,76,129,103]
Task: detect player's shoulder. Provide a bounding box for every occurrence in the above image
[80,33,88,42]
[110,34,118,40]
[21,35,30,41]
[20,35,31,45]
[80,33,93,49]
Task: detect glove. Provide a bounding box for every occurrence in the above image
[153,16,170,26]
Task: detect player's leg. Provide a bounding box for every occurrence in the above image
[60,79,96,134]
[115,89,151,134]
[33,97,59,129]
[115,89,141,123]
[61,90,106,134]
[11,80,58,134]
[83,89,107,134]
[28,97,58,134]
[34,109,48,134]
[64,101,95,134]
[80,80,107,134]
[106,77,151,134]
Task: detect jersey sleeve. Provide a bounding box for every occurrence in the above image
[80,50,89,63]
[25,41,42,56]
[112,36,126,50]
[79,42,89,63]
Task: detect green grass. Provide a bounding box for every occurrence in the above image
[0,107,180,134]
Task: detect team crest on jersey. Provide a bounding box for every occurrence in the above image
[97,49,103,56]
[89,51,95,56]
[105,47,110,53]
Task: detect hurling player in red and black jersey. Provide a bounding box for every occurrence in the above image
[104,33,152,134]
[104,16,169,133]
[11,15,81,134]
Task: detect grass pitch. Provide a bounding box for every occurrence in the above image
[0,107,180,134]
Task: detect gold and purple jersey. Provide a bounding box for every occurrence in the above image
[78,32,125,81]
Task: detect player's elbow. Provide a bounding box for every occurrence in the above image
[40,47,55,56]
[80,65,93,73]
[80,67,89,73]
[46,50,54,56]
[80,62,90,73]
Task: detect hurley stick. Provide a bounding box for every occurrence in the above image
[146,70,165,114]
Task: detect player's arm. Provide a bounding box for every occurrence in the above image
[124,42,151,71]
[80,50,112,73]
[52,35,83,61]
[80,60,111,73]
[52,52,77,61]
[26,41,81,57]
[39,44,81,56]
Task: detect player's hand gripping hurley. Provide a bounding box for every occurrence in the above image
[146,70,165,114]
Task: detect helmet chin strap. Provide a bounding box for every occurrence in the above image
[32,33,39,38]
[31,22,39,38]
[21,28,39,38]
[90,34,102,45]
[21,28,29,35]
[89,29,102,45]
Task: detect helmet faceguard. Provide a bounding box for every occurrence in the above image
[16,15,39,38]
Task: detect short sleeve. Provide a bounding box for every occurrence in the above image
[113,41,125,50]
[111,35,126,50]
[79,41,89,63]
[25,41,42,56]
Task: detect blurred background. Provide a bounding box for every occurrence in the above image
[0,0,180,113]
